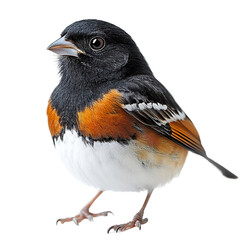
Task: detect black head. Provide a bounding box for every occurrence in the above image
[48,19,152,84]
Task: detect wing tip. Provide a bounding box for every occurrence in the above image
[224,172,238,179]
[205,156,238,179]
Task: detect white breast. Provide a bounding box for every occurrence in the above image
[55,130,185,192]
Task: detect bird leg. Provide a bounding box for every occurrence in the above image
[107,190,153,233]
[57,190,112,225]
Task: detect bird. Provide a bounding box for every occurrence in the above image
[47,19,237,233]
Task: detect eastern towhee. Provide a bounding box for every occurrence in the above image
[47,19,237,233]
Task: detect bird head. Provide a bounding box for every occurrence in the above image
[47,19,152,83]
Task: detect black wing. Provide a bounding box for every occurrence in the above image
[116,75,237,179]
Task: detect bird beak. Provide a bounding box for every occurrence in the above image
[47,36,85,57]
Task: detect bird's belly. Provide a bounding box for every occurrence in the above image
[55,130,187,191]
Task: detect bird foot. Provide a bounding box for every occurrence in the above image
[107,214,148,233]
[56,207,113,225]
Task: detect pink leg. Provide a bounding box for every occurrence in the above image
[57,191,112,225]
[107,190,153,233]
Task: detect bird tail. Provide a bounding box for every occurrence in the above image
[204,156,238,179]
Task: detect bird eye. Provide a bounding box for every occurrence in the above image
[89,37,105,51]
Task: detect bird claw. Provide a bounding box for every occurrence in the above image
[107,218,148,233]
[135,220,141,229]
[56,209,113,225]
[86,215,94,221]
[73,217,79,225]
[56,217,74,225]
[99,211,113,216]
[56,219,61,225]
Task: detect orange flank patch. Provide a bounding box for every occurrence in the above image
[169,118,204,153]
[47,101,63,137]
[138,125,188,157]
[77,90,137,140]
[136,125,188,168]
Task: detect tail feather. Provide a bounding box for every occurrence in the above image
[205,156,238,179]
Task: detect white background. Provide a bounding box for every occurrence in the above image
[1,0,240,239]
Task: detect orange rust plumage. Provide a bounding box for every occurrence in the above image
[47,101,63,137]
[169,118,204,152]
[77,90,137,140]
[136,124,188,165]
